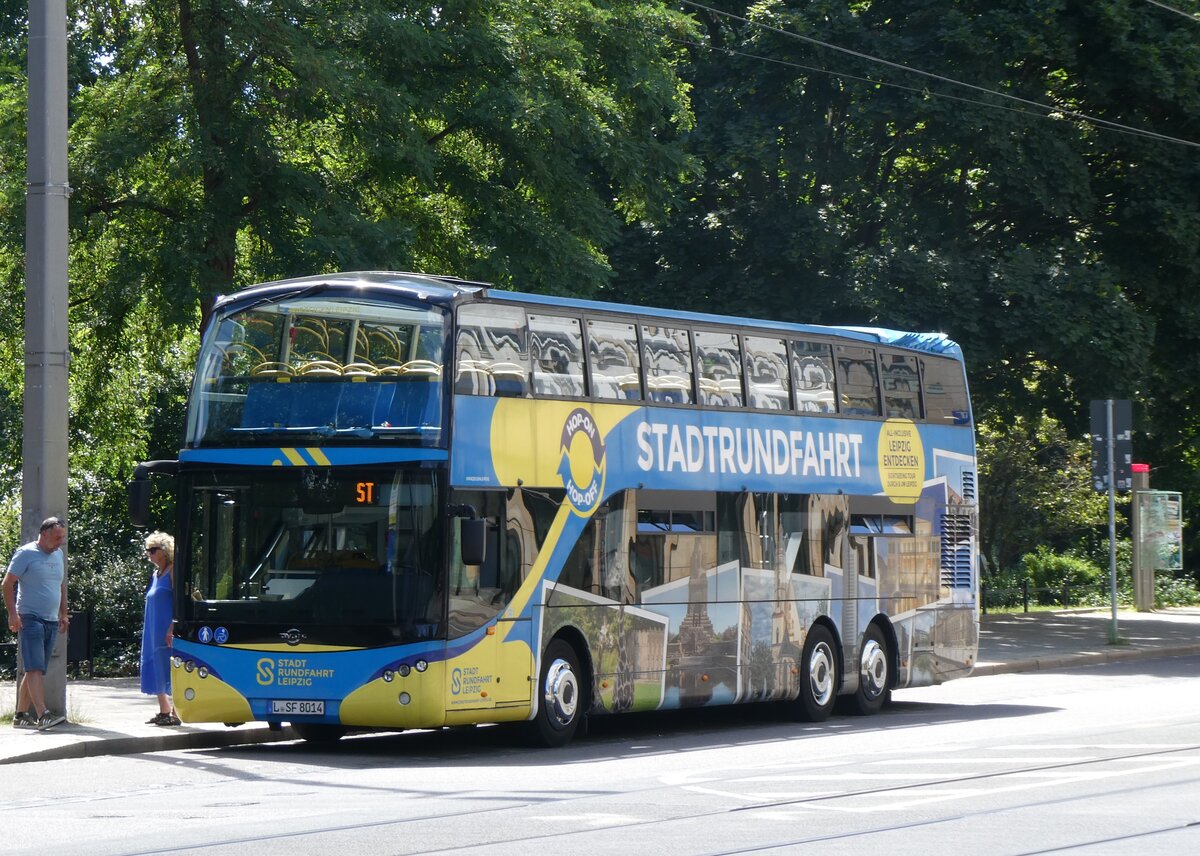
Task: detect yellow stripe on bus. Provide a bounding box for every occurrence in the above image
[496,502,574,643]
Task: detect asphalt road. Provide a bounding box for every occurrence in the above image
[6,653,1200,856]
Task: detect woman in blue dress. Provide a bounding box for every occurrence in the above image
[140,531,178,726]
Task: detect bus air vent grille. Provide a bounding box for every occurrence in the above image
[939,510,975,589]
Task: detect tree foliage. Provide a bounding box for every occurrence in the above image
[976,405,1108,572]
[0,0,1196,624]
[607,0,1199,568]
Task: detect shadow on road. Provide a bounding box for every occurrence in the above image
[188,696,1061,772]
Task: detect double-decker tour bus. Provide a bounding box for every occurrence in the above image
[129,271,978,745]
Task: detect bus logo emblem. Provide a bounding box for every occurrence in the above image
[559,407,605,515]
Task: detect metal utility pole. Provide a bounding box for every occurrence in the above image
[1104,400,1119,644]
[22,0,70,714]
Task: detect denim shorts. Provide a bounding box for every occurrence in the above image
[17,615,58,673]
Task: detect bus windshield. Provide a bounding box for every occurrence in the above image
[182,467,444,644]
[186,296,447,447]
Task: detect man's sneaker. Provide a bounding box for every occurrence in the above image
[37,712,66,730]
[12,711,37,729]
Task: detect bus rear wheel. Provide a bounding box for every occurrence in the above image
[847,623,892,716]
[526,639,584,748]
[790,624,838,722]
[291,722,347,744]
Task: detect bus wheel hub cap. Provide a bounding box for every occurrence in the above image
[544,658,579,726]
[809,643,834,706]
[860,639,888,697]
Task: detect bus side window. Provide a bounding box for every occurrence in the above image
[448,490,508,636]
[835,344,880,416]
[879,352,922,419]
[587,319,642,401]
[744,336,789,411]
[791,340,836,413]
[455,304,530,397]
[641,325,694,404]
[696,329,743,407]
[529,314,586,397]
[921,355,971,425]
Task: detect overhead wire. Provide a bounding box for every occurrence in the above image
[649,29,1094,131]
[1141,0,1200,23]
[675,0,1200,149]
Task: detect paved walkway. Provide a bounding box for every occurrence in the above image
[3,607,1199,765]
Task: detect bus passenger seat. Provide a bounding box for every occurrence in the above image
[490,363,528,397]
[241,379,294,428]
[454,366,495,396]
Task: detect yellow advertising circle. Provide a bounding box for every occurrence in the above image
[878,419,925,504]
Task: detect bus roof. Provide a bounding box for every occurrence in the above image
[219,271,963,360]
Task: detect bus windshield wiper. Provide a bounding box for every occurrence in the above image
[231,281,331,315]
[229,425,337,436]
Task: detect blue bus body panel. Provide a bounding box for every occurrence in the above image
[449,396,975,504]
[179,448,448,466]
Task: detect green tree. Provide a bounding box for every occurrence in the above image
[66,0,695,328]
[609,0,1197,567]
[0,1,697,659]
[977,403,1108,573]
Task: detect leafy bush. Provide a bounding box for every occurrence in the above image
[981,567,1032,610]
[1020,546,1103,590]
[1154,573,1200,607]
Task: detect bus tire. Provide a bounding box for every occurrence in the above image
[291,723,347,744]
[792,624,838,722]
[847,623,892,716]
[527,639,584,748]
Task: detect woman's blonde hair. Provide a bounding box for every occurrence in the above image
[144,531,175,565]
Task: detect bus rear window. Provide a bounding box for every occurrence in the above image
[921,356,972,425]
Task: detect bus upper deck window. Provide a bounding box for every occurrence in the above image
[835,344,880,417]
[744,336,789,411]
[529,314,586,398]
[880,352,922,420]
[641,325,694,405]
[792,341,836,413]
[455,304,530,397]
[696,330,744,407]
[587,319,642,401]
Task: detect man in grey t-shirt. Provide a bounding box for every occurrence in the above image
[2,517,68,729]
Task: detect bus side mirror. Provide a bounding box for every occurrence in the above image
[129,479,152,528]
[128,459,180,529]
[460,518,487,567]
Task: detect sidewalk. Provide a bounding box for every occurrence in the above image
[3,607,1199,765]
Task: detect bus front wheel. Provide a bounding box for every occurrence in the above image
[527,639,584,748]
[791,624,838,722]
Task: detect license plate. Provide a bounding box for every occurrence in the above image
[270,699,325,716]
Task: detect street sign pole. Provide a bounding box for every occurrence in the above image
[1105,400,1119,644]
[1090,398,1131,645]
